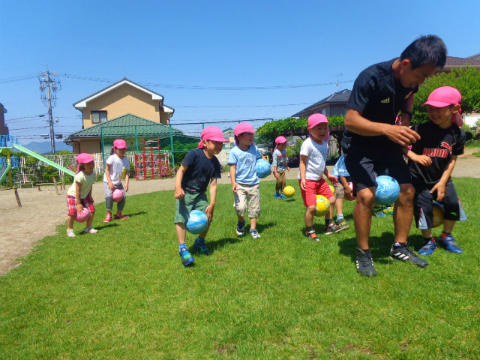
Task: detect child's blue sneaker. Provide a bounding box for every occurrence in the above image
[280,194,288,199]
[418,238,437,256]
[437,234,463,254]
[250,229,261,239]
[192,238,210,255]
[179,248,195,266]
[274,193,282,199]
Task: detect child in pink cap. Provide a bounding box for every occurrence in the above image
[228,122,266,239]
[405,86,467,256]
[103,138,130,222]
[299,114,339,242]
[66,153,98,237]
[174,126,228,266]
[272,135,290,199]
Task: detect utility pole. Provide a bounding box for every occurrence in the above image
[39,66,61,154]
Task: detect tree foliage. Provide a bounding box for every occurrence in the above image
[412,67,480,124]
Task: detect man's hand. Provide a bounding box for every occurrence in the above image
[384,124,420,146]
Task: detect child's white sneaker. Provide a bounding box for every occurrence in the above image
[84,227,98,234]
[67,229,76,238]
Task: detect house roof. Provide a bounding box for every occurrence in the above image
[292,89,351,117]
[65,114,183,141]
[73,78,174,114]
[444,56,480,68]
[467,53,480,60]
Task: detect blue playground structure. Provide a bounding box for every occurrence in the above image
[0,135,75,187]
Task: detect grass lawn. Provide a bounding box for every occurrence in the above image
[1,178,479,359]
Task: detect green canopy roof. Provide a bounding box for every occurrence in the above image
[66,114,183,139]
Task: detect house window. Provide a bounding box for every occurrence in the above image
[91,111,107,124]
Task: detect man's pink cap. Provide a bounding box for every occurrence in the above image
[234,123,254,137]
[75,153,95,173]
[275,136,287,144]
[197,126,229,148]
[308,113,329,130]
[113,139,128,149]
[423,86,463,126]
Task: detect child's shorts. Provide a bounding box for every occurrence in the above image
[67,195,95,216]
[299,178,334,207]
[334,183,344,199]
[413,180,467,229]
[174,191,209,224]
[234,183,261,218]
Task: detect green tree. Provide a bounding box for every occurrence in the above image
[412,67,480,124]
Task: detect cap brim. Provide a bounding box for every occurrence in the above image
[423,100,451,107]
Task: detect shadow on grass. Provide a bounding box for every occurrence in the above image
[192,237,242,256]
[337,232,398,264]
[93,223,120,231]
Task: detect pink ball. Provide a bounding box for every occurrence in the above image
[346,182,356,201]
[75,207,91,223]
[112,189,124,203]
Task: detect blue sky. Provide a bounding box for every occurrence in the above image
[1,0,479,143]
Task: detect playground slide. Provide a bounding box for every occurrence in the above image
[0,164,11,183]
[12,144,76,177]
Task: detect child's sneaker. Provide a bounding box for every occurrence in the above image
[250,229,261,239]
[67,229,76,238]
[390,243,428,268]
[383,206,394,216]
[179,248,195,266]
[274,193,282,199]
[336,220,349,232]
[84,227,98,234]
[356,248,377,277]
[306,229,319,242]
[324,223,340,235]
[236,221,245,236]
[418,238,437,256]
[103,213,112,223]
[114,213,129,220]
[437,234,463,254]
[280,194,288,199]
[192,238,210,255]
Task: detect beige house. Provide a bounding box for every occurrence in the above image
[73,78,175,129]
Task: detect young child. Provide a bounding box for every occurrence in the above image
[103,139,130,222]
[406,86,467,255]
[66,153,97,237]
[299,114,339,241]
[330,154,353,230]
[174,126,228,266]
[272,136,290,199]
[229,122,263,239]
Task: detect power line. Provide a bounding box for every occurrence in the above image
[0,73,39,84]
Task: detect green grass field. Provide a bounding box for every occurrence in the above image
[1,178,479,359]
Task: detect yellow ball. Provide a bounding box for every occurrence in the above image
[432,202,444,228]
[329,184,336,195]
[283,186,295,198]
[314,195,330,217]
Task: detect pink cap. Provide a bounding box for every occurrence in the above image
[75,153,95,173]
[275,136,287,144]
[234,123,254,137]
[197,126,229,148]
[113,139,128,149]
[308,113,329,130]
[423,86,463,126]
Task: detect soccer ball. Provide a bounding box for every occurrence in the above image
[112,189,124,203]
[375,176,400,206]
[283,186,295,198]
[186,210,209,234]
[255,159,271,179]
[75,207,91,223]
[329,184,336,196]
[432,202,444,228]
[314,195,330,217]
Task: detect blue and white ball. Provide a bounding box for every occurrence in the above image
[255,159,271,179]
[375,175,400,206]
[186,210,209,234]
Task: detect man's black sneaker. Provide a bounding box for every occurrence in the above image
[356,248,377,277]
[390,243,428,268]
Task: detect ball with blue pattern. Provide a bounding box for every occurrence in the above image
[375,175,400,206]
[255,159,271,179]
[186,210,209,234]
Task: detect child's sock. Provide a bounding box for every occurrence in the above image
[393,242,405,248]
[179,243,188,252]
[440,232,450,238]
[336,214,344,223]
[325,219,333,227]
[306,226,314,232]
[195,236,205,244]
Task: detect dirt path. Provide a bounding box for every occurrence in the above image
[1,149,479,276]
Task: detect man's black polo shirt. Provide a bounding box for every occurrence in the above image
[342,58,418,149]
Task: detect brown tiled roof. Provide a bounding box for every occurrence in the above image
[445,56,480,67]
